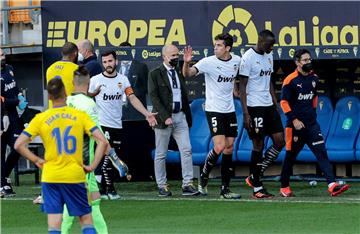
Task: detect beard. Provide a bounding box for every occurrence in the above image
[105,66,116,74]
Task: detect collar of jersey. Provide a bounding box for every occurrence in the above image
[216,55,232,62]
[102,72,118,78]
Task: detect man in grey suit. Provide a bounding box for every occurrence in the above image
[148,44,199,197]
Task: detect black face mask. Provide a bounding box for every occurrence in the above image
[302,63,313,73]
[169,57,179,67]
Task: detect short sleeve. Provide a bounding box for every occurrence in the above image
[239,55,251,77]
[193,57,209,75]
[88,76,97,93]
[81,112,98,136]
[23,114,41,138]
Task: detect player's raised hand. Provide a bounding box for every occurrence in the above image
[183,46,193,63]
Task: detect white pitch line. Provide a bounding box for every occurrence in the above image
[3,196,360,204]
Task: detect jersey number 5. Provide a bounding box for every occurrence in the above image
[52,126,77,155]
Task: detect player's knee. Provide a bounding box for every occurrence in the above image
[274,138,285,150]
[214,143,226,154]
[223,145,233,154]
[79,213,93,226]
[252,140,263,151]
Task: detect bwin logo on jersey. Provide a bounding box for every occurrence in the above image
[298,92,314,100]
[260,69,272,76]
[103,92,122,100]
[217,75,235,82]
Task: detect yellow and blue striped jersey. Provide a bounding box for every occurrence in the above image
[23,106,97,183]
[46,61,78,108]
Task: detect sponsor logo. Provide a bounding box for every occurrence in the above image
[103,92,122,100]
[213,5,359,47]
[298,91,314,100]
[260,69,272,77]
[217,75,235,82]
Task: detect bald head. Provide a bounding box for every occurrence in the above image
[162,44,179,68]
[77,39,94,60]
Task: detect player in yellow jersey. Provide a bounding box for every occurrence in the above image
[15,78,108,234]
[46,42,79,108]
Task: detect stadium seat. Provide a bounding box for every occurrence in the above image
[297,96,334,162]
[356,132,360,161]
[190,98,212,165]
[265,104,287,163]
[151,149,180,163]
[326,96,360,162]
[207,99,244,164]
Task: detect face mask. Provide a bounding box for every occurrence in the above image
[77,53,84,62]
[302,63,313,73]
[168,57,179,67]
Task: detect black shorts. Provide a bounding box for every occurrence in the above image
[205,111,238,137]
[101,126,123,152]
[247,105,284,140]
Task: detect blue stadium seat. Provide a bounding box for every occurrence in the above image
[207,99,244,164]
[356,132,360,161]
[189,98,212,165]
[326,96,360,162]
[151,149,180,163]
[265,104,287,163]
[297,96,334,162]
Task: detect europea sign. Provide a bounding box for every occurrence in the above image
[44,4,359,48]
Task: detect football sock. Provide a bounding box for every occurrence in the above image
[221,153,233,188]
[48,229,61,234]
[92,199,108,234]
[82,225,96,234]
[202,148,220,177]
[261,145,280,176]
[250,150,263,187]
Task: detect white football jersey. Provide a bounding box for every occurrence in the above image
[239,48,274,107]
[89,72,131,129]
[194,55,240,113]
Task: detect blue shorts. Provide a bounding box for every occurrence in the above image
[41,182,91,216]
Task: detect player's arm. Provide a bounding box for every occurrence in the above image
[280,81,304,130]
[84,128,107,172]
[14,133,45,169]
[127,87,157,127]
[182,46,198,77]
[233,71,241,97]
[238,75,251,130]
[270,80,278,105]
[312,75,319,110]
[148,70,171,124]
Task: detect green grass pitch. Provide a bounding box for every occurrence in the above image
[1,176,359,234]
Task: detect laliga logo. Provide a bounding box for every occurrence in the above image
[212,5,258,47]
[142,50,149,59]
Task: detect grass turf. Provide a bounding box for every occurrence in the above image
[1,176,360,234]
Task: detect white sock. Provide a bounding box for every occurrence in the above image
[254,186,263,193]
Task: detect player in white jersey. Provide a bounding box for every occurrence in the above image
[238,30,285,198]
[183,33,241,199]
[89,50,157,199]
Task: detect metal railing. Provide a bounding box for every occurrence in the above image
[1,0,41,46]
